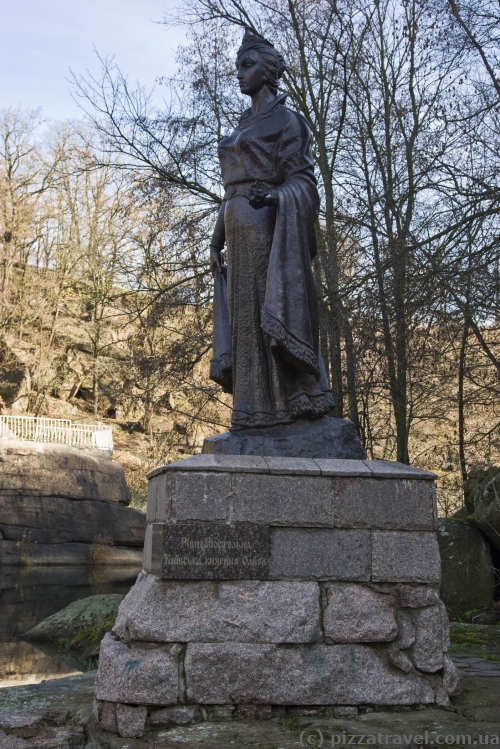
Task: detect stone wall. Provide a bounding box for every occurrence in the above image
[94,455,459,739]
[0,441,145,565]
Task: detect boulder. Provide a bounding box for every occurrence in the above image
[0,495,146,546]
[24,594,124,660]
[0,441,145,565]
[437,518,495,618]
[0,540,143,566]
[0,441,130,504]
[470,467,500,554]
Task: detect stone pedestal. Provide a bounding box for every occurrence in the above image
[94,455,459,739]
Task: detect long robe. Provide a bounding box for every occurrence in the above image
[211,93,334,430]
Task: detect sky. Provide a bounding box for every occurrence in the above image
[0,0,184,122]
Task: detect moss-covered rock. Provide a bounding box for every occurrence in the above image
[449,622,500,657]
[24,593,123,660]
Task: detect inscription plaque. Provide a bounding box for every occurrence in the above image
[161,523,270,580]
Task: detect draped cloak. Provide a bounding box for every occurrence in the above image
[210,93,334,429]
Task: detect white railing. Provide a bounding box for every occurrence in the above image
[0,415,113,452]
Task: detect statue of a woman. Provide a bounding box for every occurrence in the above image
[209,30,334,431]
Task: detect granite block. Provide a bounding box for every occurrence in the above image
[185,642,435,705]
[324,583,397,642]
[314,459,371,477]
[99,702,117,733]
[169,472,232,523]
[372,532,441,583]
[269,529,371,580]
[333,479,436,530]
[148,454,269,477]
[397,585,440,608]
[113,572,154,640]
[396,610,415,649]
[364,460,436,480]
[387,643,413,673]
[116,704,147,738]
[94,633,178,705]
[263,457,321,475]
[146,472,171,523]
[149,706,197,726]
[443,654,460,695]
[410,606,445,672]
[142,524,163,577]
[115,575,320,643]
[231,474,335,526]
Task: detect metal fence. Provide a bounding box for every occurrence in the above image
[0,415,113,451]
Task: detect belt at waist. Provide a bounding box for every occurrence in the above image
[224,181,278,201]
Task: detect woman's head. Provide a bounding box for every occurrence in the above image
[236,29,286,97]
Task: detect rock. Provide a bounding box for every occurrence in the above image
[334,706,358,718]
[0,713,42,738]
[396,610,415,649]
[470,468,500,553]
[0,441,144,566]
[113,575,320,643]
[0,732,28,748]
[116,704,147,738]
[449,622,500,655]
[184,642,435,705]
[397,585,440,608]
[0,496,146,547]
[441,604,451,651]
[237,704,274,719]
[372,532,441,583]
[207,705,237,721]
[323,584,397,642]
[269,528,371,580]
[202,416,367,459]
[24,594,124,659]
[99,702,117,733]
[443,654,460,696]
[0,441,129,504]
[387,643,413,673]
[437,519,495,617]
[410,606,445,672]
[0,540,143,566]
[149,706,197,726]
[94,633,179,705]
[424,673,450,707]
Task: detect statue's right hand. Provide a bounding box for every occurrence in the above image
[210,245,222,271]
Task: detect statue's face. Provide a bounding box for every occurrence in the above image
[236,49,267,96]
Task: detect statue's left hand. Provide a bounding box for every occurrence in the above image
[248,185,278,209]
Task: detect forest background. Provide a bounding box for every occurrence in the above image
[1,0,499,515]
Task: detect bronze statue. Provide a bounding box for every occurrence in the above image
[209,30,334,432]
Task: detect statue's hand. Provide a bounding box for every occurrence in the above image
[210,245,222,271]
[248,184,278,209]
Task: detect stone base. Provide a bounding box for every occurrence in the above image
[202,416,366,459]
[94,456,458,739]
